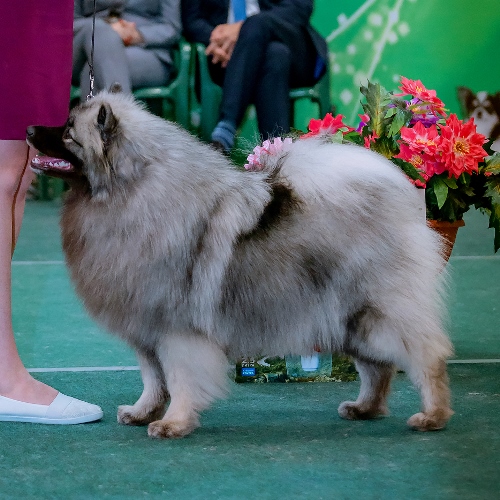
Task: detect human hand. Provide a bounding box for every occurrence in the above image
[110,20,143,46]
[205,42,230,66]
[206,22,243,67]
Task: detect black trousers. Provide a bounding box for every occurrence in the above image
[208,12,318,139]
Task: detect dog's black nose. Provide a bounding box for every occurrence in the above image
[26,126,35,138]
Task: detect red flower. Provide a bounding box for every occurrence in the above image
[400,121,440,156]
[302,113,354,138]
[396,77,446,115]
[363,131,378,149]
[438,114,488,178]
[394,143,447,185]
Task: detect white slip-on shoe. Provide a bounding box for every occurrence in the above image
[0,393,103,424]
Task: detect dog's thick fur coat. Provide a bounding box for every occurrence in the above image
[27,91,453,438]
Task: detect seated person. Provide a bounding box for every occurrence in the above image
[181,0,328,152]
[73,0,181,98]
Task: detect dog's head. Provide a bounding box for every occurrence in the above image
[27,86,150,201]
[457,86,500,141]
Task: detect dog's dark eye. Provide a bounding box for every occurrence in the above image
[63,118,74,141]
[63,128,72,141]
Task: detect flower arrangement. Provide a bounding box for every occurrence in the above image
[245,76,500,252]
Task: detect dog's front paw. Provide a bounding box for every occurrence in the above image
[407,409,453,431]
[338,400,388,420]
[117,404,165,426]
[147,418,199,439]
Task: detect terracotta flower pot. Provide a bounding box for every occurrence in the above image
[427,219,465,262]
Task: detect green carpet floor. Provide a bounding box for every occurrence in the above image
[1,200,498,499]
[0,366,499,499]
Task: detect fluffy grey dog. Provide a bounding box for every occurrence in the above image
[27,90,453,439]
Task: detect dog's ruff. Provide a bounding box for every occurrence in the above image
[27,91,454,438]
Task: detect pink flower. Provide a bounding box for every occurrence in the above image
[244,137,293,171]
[302,113,354,138]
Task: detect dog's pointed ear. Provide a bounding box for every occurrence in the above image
[109,82,123,94]
[457,86,474,117]
[491,91,500,116]
[97,103,118,135]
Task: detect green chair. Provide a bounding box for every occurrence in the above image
[288,67,332,128]
[132,40,192,128]
[70,40,191,126]
[37,41,192,200]
[190,42,332,143]
[190,43,223,142]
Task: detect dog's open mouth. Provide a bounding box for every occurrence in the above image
[31,155,74,173]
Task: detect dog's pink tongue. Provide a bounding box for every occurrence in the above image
[31,156,72,170]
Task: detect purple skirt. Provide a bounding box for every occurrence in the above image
[0,2,73,140]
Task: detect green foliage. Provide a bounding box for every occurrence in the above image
[482,155,500,251]
[387,107,413,138]
[432,177,449,209]
[359,82,412,159]
[288,77,500,252]
[425,172,478,222]
[360,81,393,137]
[484,152,500,174]
[343,131,363,146]
[330,355,358,382]
[234,355,357,383]
[357,82,500,252]
[391,157,423,183]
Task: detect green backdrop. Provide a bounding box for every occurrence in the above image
[311,0,500,127]
[239,0,500,143]
[234,0,500,147]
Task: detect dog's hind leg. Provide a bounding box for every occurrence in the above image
[148,333,229,439]
[117,350,168,426]
[404,355,453,431]
[383,314,453,431]
[338,358,394,420]
[339,305,453,431]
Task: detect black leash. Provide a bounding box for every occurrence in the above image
[86,0,97,100]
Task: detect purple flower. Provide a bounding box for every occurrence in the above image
[407,98,441,127]
[356,114,370,132]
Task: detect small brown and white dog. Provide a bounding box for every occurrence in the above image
[457,86,500,151]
